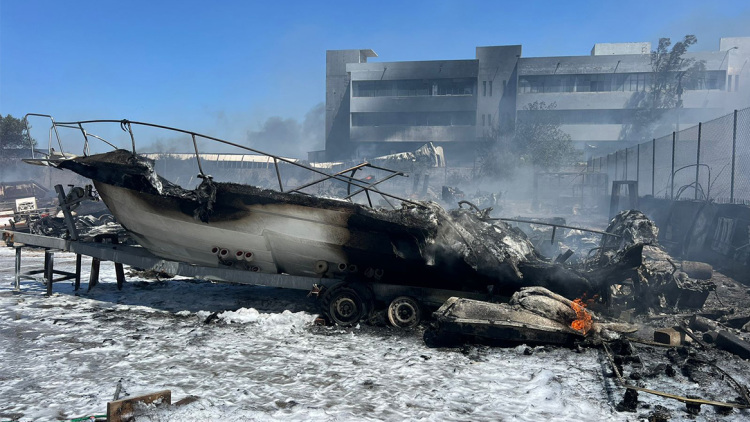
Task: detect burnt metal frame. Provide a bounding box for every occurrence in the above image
[491,217,620,245]
[671,163,711,201]
[24,115,423,210]
[456,201,620,244]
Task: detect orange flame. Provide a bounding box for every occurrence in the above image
[570,298,593,335]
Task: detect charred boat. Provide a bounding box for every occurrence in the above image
[55,149,598,297]
[21,115,681,326]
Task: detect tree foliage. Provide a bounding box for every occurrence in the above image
[0,114,35,158]
[623,35,705,141]
[512,101,579,171]
[474,136,517,180]
[475,101,579,179]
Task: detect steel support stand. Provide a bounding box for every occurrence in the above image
[14,246,22,291]
[89,257,100,291]
[115,260,125,291]
[88,234,126,291]
[74,254,82,291]
[45,249,55,296]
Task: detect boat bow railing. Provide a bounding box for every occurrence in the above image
[23,114,424,209]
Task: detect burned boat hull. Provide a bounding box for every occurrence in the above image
[56,149,605,298]
[93,181,353,278]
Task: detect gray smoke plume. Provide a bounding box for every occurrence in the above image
[134,103,325,159]
[246,102,324,159]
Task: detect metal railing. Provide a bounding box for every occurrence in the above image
[23,114,424,209]
[588,107,750,204]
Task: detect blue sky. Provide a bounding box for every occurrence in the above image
[1,0,749,156]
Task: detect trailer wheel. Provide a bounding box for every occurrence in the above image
[387,296,421,328]
[322,284,367,327]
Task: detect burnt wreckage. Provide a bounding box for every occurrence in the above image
[23,116,711,328]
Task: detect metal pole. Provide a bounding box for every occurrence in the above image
[191,134,206,176]
[14,246,21,291]
[55,185,79,241]
[731,110,738,203]
[273,158,284,192]
[625,148,628,180]
[45,250,54,296]
[636,144,640,184]
[695,122,702,200]
[652,139,656,196]
[74,254,82,291]
[615,152,619,180]
[78,123,90,156]
[669,132,677,201]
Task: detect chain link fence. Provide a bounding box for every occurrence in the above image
[589,107,750,204]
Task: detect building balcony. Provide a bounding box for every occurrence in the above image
[350,95,476,113]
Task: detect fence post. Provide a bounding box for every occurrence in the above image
[636,144,640,184]
[669,132,677,201]
[652,138,656,196]
[607,154,611,180]
[695,122,701,200]
[731,109,738,203]
[615,152,619,180]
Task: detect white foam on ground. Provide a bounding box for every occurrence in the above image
[1,247,746,421]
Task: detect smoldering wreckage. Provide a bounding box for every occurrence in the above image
[5,117,750,419]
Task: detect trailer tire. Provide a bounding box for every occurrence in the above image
[387,296,421,328]
[322,284,368,327]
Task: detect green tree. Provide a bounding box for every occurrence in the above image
[512,101,579,171]
[622,35,705,141]
[475,139,514,180]
[0,114,35,158]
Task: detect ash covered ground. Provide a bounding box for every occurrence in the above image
[1,247,749,421]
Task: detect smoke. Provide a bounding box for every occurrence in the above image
[133,103,325,159]
[146,135,191,154]
[246,102,324,159]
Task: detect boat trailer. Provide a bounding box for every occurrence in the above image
[2,228,490,327]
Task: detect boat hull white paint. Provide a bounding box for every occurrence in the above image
[95,181,352,278]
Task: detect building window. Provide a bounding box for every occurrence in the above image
[516,71,730,94]
[351,111,476,127]
[353,78,475,97]
[489,81,493,96]
[487,114,492,127]
[627,74,648,91]
[482,114,486,126]
[483,81,487,96]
